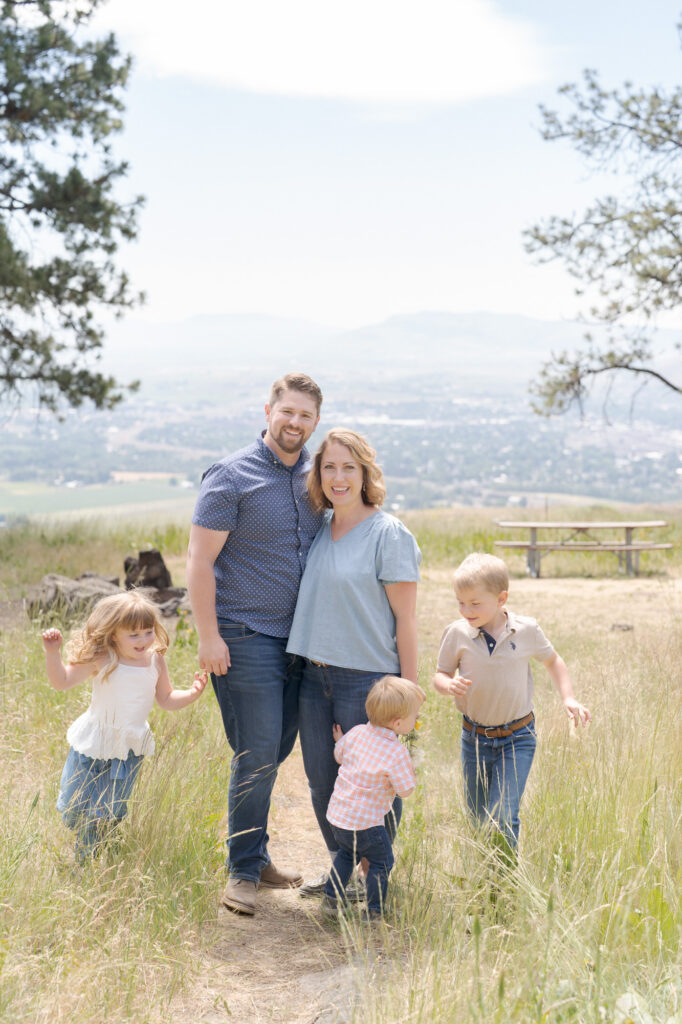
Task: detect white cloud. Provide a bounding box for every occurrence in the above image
[94,0,548,103]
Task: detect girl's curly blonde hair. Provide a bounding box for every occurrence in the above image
[306,428,386,512]
[66,591,169,681]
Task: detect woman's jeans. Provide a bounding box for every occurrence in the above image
[298,660,401,853]
[212,619,302,883]
[325,824,395,915]
[460,717,537,856]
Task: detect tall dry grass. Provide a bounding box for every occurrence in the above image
[0,617,227,1023]
[0,508,680,1022]
[351,624,681,1023]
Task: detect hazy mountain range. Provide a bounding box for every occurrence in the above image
[100,309,681,400]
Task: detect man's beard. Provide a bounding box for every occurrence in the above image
[272,427,305,453]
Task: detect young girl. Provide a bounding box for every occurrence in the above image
[42,591,207,859]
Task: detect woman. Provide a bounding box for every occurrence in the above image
[286,428,421,896]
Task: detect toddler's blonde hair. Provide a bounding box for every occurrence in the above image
[453,552,509,595]
[366,675,419,728]
[66,591,168,681]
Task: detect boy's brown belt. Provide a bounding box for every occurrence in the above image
[462,712,534,739]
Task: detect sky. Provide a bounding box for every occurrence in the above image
[90,0,682,330]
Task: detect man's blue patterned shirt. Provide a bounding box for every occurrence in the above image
[192,436,323,638]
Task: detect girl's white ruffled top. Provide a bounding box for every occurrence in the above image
[67,657,159,760]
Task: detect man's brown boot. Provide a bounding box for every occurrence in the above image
[259,862,303,889]
[221,878,257,915]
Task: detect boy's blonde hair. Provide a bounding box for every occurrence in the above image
[366,675,419,728]
[66,591,169,680]
[453,553,509,595]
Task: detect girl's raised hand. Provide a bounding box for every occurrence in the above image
[42,628,63,650]
[332,723,343,742]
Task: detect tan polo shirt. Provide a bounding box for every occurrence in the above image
[436,610,555,726]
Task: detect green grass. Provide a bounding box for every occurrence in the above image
[404,503,682,578]
[0,508,680,1022]
[0,518,192,595]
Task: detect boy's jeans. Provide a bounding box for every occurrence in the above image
[212,619,302,883]
[460,717,537,854]
[325,823,395,915]
[298,660,402,853]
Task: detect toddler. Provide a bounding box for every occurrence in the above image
[433,553,590,857]
[43,591,207,859]
[322,675,423,918]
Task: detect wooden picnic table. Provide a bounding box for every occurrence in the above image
[494,520,671,578]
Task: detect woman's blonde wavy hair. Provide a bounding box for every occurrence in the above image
[66,591,169,681]
[307,428,386,512]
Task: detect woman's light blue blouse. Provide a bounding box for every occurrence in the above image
[286,510,421,673]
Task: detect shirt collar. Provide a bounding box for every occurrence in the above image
[465,609,517,641]
[367,723,399,742]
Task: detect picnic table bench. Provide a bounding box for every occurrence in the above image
[494,520,671,577]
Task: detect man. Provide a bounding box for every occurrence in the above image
[187,372,323,915]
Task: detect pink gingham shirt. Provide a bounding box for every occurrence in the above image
[326,723,416,831]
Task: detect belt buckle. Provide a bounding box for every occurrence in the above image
[483,725,498,739]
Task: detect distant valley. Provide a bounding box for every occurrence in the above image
[2,311,681,518]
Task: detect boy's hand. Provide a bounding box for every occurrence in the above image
[449,675,472,697]
[42,628,63,650]
[190,670,208,697]
[332,723,343,742]
[563,697,591,726]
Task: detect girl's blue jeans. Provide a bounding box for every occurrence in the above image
[460,717,537,854]
[57,746,144,859]
[298,660,402,853]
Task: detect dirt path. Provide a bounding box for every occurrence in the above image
[170,745,378,1024]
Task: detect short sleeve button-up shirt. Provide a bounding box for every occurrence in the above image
[326,723,416,830]
[191,436,323,637]
[436,610,555,726]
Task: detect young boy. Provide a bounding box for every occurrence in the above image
[433,553,590,857]
[322,675,423,919]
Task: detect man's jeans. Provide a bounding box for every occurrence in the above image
[298,660,401,853]
[212,619,302,882]
[325,823,395,916]
[460,717,537,854]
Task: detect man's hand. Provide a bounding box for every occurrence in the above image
[198,637,231,677]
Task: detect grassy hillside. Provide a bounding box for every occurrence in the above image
[0,508,680,1023]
